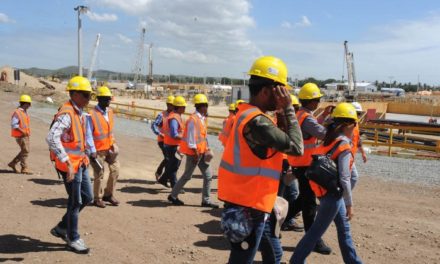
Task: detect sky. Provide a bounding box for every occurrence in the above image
[1,0,440,84]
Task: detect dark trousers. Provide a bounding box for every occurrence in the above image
[291,167,317,232]
[155,141,167,176]
[162,144,180,187]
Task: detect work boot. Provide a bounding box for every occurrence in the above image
[168,195,184,206]
[67,238,90,254]
[7,162,18,173]
[281,221,304,232]
[93,199,106,208]
[103,195,120,206]
[313,240,332,255]
[21,168,33,175]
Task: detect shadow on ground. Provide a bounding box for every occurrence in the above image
[193,235,229,251]
[30,198,67,208]
[195,220,222,235]
[0,169,17,174]
[0,257,24,262]
[118,179,156,185]
[0,234,65,254]
[126,199,170,208]
[28,178,62,185]
[118,186,160,195]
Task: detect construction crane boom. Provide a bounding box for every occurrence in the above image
[132,28,146,86]
[87,33,101,82]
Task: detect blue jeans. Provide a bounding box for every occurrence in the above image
[155,141,168,176]
[227,206,267,264]
[259,216,283,264]
[56,165,93,241]
[162,145,181,187]
[290,194,362,264]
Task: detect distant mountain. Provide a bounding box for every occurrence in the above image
[21,66,123,79]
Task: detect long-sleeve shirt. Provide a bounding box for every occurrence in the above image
[46,100,94,162]
[336,136,354,207]
[11,107,26,129]
[243,106,303,159]
[169,118,180,138]
[185,111,207,149]
[300,107,327,140]
[151,111,164,136]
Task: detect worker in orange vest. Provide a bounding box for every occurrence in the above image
[291,103,363,263]
[218,56,303,264]
[151,95,175,180]
[350,102,368,189]
[219,103,236,146]
[287,82,333,255]
[88,86,120,208]
[9,94,33,174]
[168,94,218,208]
[47,76,94,254]
[158,96,186,187]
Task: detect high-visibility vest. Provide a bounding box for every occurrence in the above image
[11,108,30,138]
[351,124,360,156]
[309,137,353,197]
[89,106,114,151]
[157,111,169,143]
[218,103,284,213]
[50,101,89,173]
[180,113,208,155]
[218,113,235,146]
[163,112,184,146]
[287,109,318,167]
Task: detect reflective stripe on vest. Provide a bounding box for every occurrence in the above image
[11,109,30,137]
[180,113,207,155]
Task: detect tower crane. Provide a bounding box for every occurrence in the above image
[344,40,357,99]
[130,27,146,88]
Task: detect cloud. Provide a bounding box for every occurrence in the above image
[281,21,292,29]
[157,47,220,64]
[0,13,14,23]
[295,16,311,27]
[92,0,261,75]
[117,33,133,44]
[86,11,118,22]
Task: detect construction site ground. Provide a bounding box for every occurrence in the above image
[0,90,439,264]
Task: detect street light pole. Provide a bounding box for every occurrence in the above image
[388,76,394,89]
[74,5,89,76]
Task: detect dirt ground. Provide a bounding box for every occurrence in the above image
[0,90,439,264]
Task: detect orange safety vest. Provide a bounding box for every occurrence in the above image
[287,109,319,167]
[351,124,360,157]
[309,137,353,198]
[218,103,284,213]
[50,101,89,173]
[11,108,30,138]
[180,113,208,155]
[89,106,114,151]
[218,113,235,146]
[157,111,170,143]
[163,112,184,146]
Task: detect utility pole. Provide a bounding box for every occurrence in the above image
[388,76,394,88]
[74,5,89,76]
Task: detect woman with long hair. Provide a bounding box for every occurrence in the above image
[290,103,363,264]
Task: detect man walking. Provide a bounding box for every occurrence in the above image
[9,94,33,174]
[88,86,120,208]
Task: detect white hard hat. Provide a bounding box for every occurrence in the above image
[351,102,363,112]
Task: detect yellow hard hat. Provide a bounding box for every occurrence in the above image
[19,94,32,103]
[290,94,300,106]
[298,83,323,100]
[166,95,175,104]
[228,103,236,111]
[194,94,208,104]
[248,56,288,86]
[97,86,112,97]
[173,96,187,107]
[67,76,92,92]
[235,99,245,105]
[332,102,358,121]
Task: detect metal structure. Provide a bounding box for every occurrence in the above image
[147,43,153,85]
[74,5,89,76]
[87,33,101,82]
[131,28,147,85]
[344,41,357,98]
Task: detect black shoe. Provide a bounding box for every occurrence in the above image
[168,195,184,206]
[313,240,332,255]
[281,222,304,232]
[158,179,170,188]
[201,202,219,209]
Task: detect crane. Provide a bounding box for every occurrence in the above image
[344,40,357,98]
[87,33,101,85]
[130,27,146,88]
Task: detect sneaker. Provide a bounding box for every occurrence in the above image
[50,226,67,242]
[281,221,304,232]
[201,201,219,209]
[67,239,90,254]
[167,195,184,206]
[103,196,120,206]
[313,240,332,255]
[7,162,18,173]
